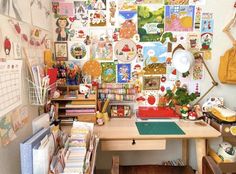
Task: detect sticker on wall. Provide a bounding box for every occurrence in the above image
[108,0,117,27]
[114,39,137,62]
[119,11,137,39]
[164,0,189,5]
[143,76,160,90]
[118,0,136,11]
[143,42,167,65]
[101,62,116,83]
[68,41,87,60]
[59,3,74,17]
[187,32,201,51]
[90,29,113,60]
[165,5,195,32]
[194,6,202,30]
[132,63,143,81]
[13,42,22,59]
[55,16,70,41]
[136,44,144,62]
[138,5,164,42]
[74,1,89,27]
[167,66,179,80]
[89,10,107,27]
[117,63,131,83]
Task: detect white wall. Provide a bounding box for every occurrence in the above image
[96,0,236,171]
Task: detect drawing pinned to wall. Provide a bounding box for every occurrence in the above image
[31,0,51,31]
[117,63,131,83]
[59,3,74,17]
[90,29,113,60]
[0,0,31,23]
[0,115,16,146]
[164,0,189,5]
[118,0,136,11]
[165,5,195,32]
[119,11,137,39]
[114,39,137,62]
[108,0,117,26]
[101,62,116,83]
[143,42,167,65]
[55,16,70,41]
[89,10,106,27]
[74,1,89,27]
[194,6,202,30]
[138,5,164,42]
[68,41,87,60]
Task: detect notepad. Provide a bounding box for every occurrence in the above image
[135,122,185,135]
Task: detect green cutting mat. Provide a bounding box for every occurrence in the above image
[135,122,185,135]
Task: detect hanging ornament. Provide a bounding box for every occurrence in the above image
[4,37,11,55]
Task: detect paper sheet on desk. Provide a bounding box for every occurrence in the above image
[135,122,185,135]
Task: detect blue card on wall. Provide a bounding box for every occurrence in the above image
[117,64,131,83]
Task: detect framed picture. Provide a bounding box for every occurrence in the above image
[143,76,160,90]
[54,42,68,61]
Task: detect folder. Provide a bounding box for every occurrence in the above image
[20,127,50,174]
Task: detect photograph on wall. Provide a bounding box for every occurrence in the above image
[114,39,137,62]
[117,63,131,83]
[74,1,89,27]
[143,42,167,65]
[0,0,31,23]
[143,76,160,90]
[54,42,68,61]
[31,0,51,31]
[89,10,107,27]
[101,62,116,83]
[90,29,113,60]
[165,5,195,32]
[118,11,137,39]
[164,0,189,5]
[138,5,164,42]
[68,41,87,60]
[118,0,136,11]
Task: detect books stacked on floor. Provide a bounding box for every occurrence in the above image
[62,121,99,174]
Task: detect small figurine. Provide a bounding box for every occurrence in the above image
[188,111,198,120]
[180,106,189,119]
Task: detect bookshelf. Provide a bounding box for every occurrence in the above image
[51,85,97,125]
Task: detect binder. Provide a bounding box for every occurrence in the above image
[20,127,50,174]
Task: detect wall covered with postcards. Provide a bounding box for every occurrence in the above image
[51,0,213,108]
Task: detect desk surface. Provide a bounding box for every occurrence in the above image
[94,117,221,140]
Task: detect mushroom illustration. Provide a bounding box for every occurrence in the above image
[136,96,145,104]
[122,44,131,60]
[78,30,85,38]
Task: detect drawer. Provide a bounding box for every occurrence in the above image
[101,139,166,151]
[77,114,96,123]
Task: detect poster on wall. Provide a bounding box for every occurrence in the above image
[89,10,107,27]
[73,1,89,27]
[0,0,31,23]
[138,5,164,42]
[101,62,116,83]
[165,5,195,32]
[117,63,131,83]
[30,0,51,31]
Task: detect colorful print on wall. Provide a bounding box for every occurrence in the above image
[114,39,137,62]
[194,6,202,30]
[117,63,131,83]
[189,0,205,5]
[101,62,116,83]
[108,0,117,26]
[201,13,214,33]
[88,0,106,10]
[69,28,90,41]
[164,0,189,5]
[89,10,107,27]
[55,16,70,41]
[119,11,137,39]
[192,56,204,80]
[165,5,195,32]
[74,1,89,27]
[187,32,201,51]
[201,33,212,51]
[138,5,164,42]
[143,42,167,65]
[143,76,160,90]
[137,0,163,4]
[118,0,136,11]
[90,29,113,60]
[54,42,68,61]
[0,115,16,146]
[68,41,87,60]
[59,3,74,17]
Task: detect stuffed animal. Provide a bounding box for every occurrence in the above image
[66,63,81,85]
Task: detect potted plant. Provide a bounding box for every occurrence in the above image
[164,87,198,115]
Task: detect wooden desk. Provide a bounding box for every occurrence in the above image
[94,117,221,174]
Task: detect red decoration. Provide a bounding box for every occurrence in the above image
[147,95,156,105]
[4,37,11,55]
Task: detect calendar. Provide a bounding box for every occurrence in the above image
[0,60,22,117]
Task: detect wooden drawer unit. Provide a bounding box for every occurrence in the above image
[101,139,166,151]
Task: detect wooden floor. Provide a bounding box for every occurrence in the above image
[96,165,195,174]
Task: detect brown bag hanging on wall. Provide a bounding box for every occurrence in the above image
[218,47,236,84]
